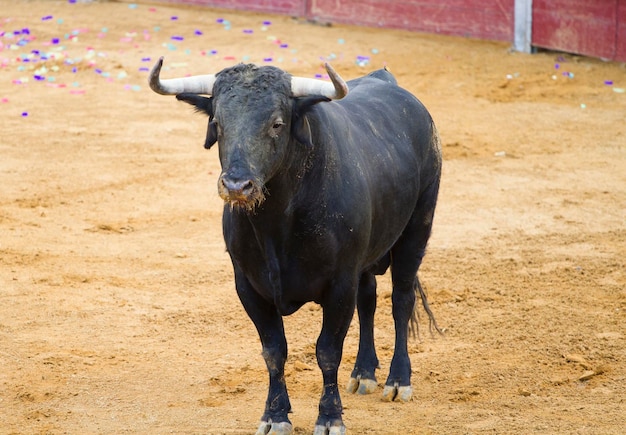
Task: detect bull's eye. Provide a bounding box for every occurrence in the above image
[270,119,284,138]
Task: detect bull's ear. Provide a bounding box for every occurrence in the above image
[177,94,218,149]
[204,121,218,149]
[292,96,329,147]
[292,115,313,147]
[176,93,214,119]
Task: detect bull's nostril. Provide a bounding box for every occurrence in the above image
[241,180,253,194]
[222,177,254,196]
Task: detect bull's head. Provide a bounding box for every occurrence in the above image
[149,57,348,211]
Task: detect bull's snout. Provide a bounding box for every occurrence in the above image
[221,176,254,197]
[218,173,265,210]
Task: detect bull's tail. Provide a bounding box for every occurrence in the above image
[409,277,444,339]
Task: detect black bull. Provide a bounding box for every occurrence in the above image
[150,58,442,435]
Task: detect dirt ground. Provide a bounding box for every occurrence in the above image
[1,1,624,434]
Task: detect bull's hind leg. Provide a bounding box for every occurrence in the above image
[347,271,379,395]
[383,179,439,403]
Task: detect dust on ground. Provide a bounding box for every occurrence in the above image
[1,1,624,434]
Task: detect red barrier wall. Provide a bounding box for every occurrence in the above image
[618,1,626,60]
[160,0,305,15]
[307,0,514,41]
[532,0,626,61]
[156,0,515,42]
[153,0,626,61]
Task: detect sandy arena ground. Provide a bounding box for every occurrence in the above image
[1,1,625,434]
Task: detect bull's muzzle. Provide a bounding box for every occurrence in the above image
[218,173,265,211]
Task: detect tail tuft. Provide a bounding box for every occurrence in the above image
[410,278,444,340]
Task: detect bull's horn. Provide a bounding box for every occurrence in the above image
[291,63,348,100]
[149,57,216,95]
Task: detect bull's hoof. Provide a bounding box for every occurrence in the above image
[346,376,378,395]
[255,420,293,435]
[381,382,413,403]
[313,422,346,435]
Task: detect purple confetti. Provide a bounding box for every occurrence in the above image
[22,112,29,117]
[171,16,178,20]
[51,38,60,44]
[141,57,151,62]
[69,0,77,3]
[139,67,149,72]
[243,29,253,34]
[280,43,288,48]
[171,35,184,41]
[95,68,102,74]
[263,21,272,25]
[604,80,613,85]
[554,63,560,69]
[216,18,224,23]
[195,30,203,36]
[263,57,273,62]
[23,28,30,35]
[33,75,45,81]
[42,15,53,21]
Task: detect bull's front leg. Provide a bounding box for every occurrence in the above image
[233,269,292,435]
[315,279,357,435]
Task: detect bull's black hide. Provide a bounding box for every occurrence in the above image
[151,60,442,435]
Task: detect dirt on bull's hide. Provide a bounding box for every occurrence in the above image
[1,1,624,434]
